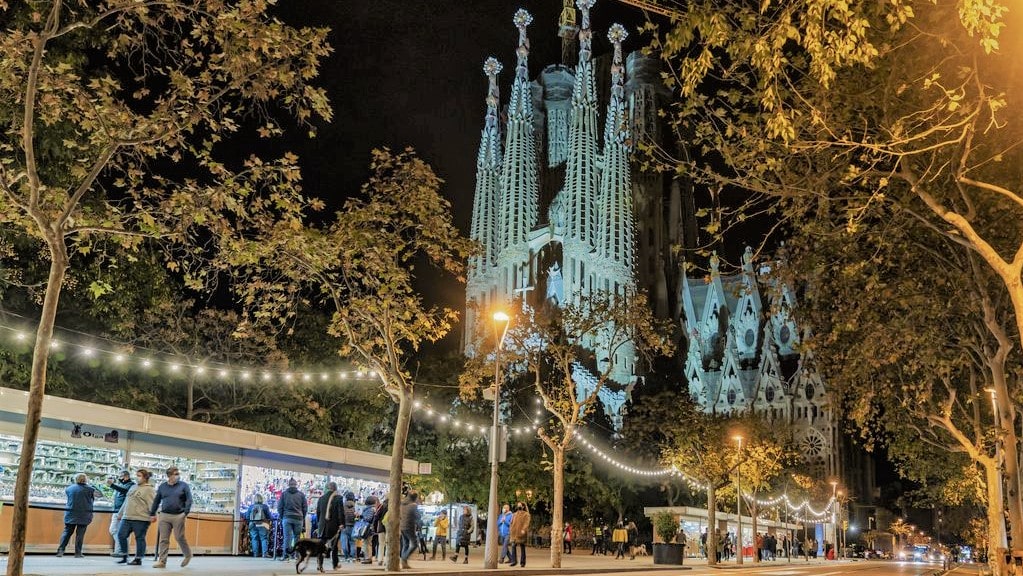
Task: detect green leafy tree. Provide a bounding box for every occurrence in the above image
[0,3,330,573]
[646,0,1023,563]
[226,148,472,572]
[464,291,671,567]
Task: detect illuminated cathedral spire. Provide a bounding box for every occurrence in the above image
[468,57,503,279]
[562,0,600,252]
[497,9,539,253]
[596,23,635,284]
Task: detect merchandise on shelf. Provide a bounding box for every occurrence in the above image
[0,433,123,507]
[238,466,388,517]
[131,452,237,514]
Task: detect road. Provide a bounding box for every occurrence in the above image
[0,555,983,576]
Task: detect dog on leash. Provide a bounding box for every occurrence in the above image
[631,544,650,557]
[293,538,327,574]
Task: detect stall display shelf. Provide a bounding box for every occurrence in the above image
[130,452,237,514]
[0,433,123,507]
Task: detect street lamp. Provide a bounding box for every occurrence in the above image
[829,481,837,559]
[733,435,744,565]
[837,490,846,558]
[484,311,511,569]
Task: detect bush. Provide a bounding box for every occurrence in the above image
[652,511,679,544]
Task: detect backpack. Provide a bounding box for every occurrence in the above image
[250,505,264,521]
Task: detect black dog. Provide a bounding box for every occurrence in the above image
[293,538,327,574]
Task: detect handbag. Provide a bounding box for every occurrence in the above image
[353,519,369,539]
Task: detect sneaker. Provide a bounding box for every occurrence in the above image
[181,554,192,567]
[74,554,86,558]
[55,551,64,557]
[129,558,142,565]
[117,557,128,564]
[463,559,468,564]
[451,556,458,563]
[153,561,166,568]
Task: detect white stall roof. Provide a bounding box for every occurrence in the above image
[0,387,417,479]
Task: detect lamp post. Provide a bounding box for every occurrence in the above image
[829,481,837,559]
[837,490,845,558]
[484,311,511,569]
[733,435,744,565]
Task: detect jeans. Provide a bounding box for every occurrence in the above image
[109,515,123,555]
[432,536,448,559]
[509,542,526,566]
[57,523,89,556]
[500,534,511,562]
[156,512,191,563]
[282,518,304,556]
[249,524,269,557]
[399,530,418,561]
[118,519,150,559]
[338,525,354,559]
[376,532,388,564]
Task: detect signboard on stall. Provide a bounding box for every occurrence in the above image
[64,422,123,446]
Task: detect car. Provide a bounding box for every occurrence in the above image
[897,545,942,563]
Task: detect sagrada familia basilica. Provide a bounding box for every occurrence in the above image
[463,0,859,485]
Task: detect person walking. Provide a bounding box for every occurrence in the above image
[507,502,530,567]
[498,504,513,563]
[315,482,341,568]
[592,522,603,555]
[360,495,379,564]
[450,505,473,564]
[106,469,134,557]
[626,520,639,560]
[56,473,101,558]
[277,478,307,562]
[431,509,449,561]
[563,521,573,554]
[149,466,193,569]
[115,469,155,565]
[248,494,272,558]
[612,522,627,559]
[399,491,421,570]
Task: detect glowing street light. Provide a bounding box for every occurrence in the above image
[484,310,511,569]
[734,435,745,565]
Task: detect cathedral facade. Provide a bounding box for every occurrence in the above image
[463,1,848,484]
[682,249,840,480]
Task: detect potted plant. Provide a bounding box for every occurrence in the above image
[652,511,685,565]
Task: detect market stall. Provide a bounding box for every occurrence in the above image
[0,387,419,554]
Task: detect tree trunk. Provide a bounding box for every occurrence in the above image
[385,387,413,572]
[550,446,565,568]
[7,249,68,576]
[707,488,718,566]
[987,458,1008,576]
[993,370,1023,549]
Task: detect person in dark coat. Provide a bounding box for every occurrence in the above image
[57,473,101,557]
[398,492,422,570]
[340,492,357,561]
[315,482,341,568]
[373,497,388,566]
[360,495,379,564]
[247,494,273,558]
[450,505,473,564]
[277,478,308,560]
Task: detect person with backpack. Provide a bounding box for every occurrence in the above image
[339,492,357,562]
[248,494,273,558]
[357,495,378,564]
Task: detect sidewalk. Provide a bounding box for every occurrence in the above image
[0,551,834,576]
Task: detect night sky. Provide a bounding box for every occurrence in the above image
[273,0,651,334]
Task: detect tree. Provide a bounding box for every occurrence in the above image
[464,291,671,567]
[660,404,739,567]
[227,148,472,572]
[0,3,330,573]
[647,0,1023,562]
[781,204,1014,562]
[735,432,793,563]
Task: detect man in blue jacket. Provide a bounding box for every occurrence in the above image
[498,503,514,563]
[149,466,193,569]
[56,474,101,557]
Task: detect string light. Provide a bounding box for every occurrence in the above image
[0,322,380,387]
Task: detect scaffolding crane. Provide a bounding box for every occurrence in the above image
[610,0,682,19]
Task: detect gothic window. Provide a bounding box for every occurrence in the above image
[744,328,755,347]
[727,389,736,405]
[780,325,791,344]
[805,383,815,400]
[765,386,775,402]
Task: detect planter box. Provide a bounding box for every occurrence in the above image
[653,542,685,565]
